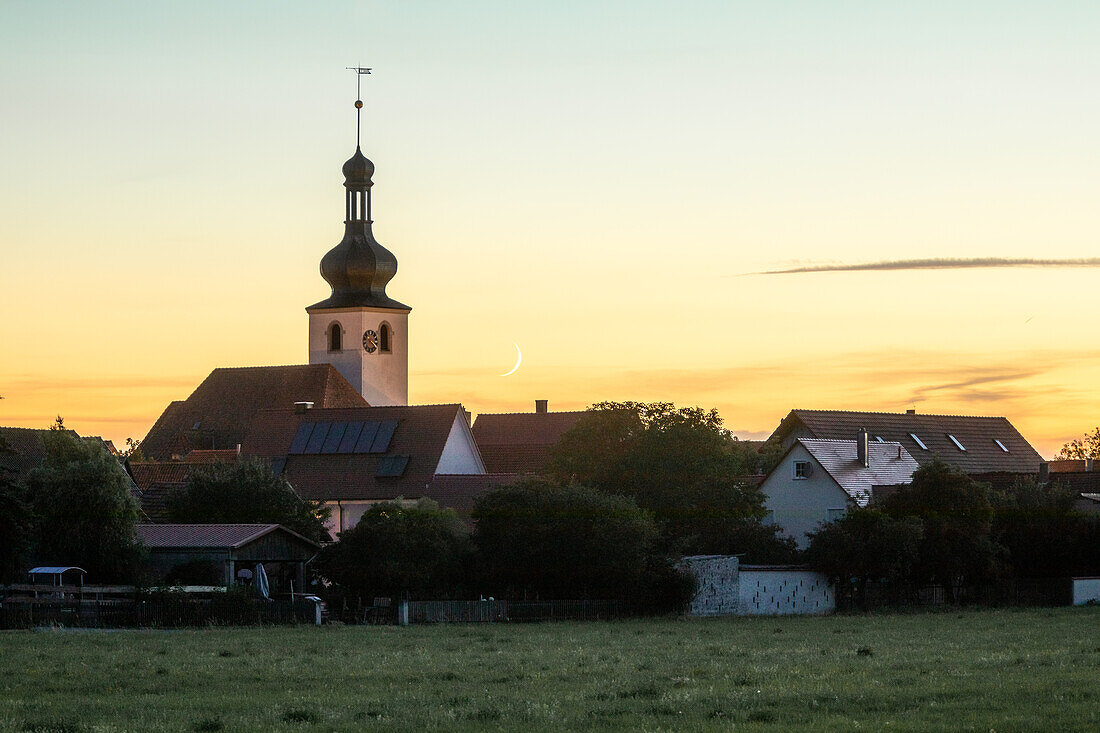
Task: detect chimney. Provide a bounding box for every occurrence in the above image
[235,444,241,456]
[1086,458,1094,473]
[1038,462,1049,484]
[294,401,314,414]
[535,399,548,414]
[897,445,902,460]
[857,428,869,467]
[906,408,916,414]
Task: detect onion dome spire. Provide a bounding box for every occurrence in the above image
[307,73,409,312]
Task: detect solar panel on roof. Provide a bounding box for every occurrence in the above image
[370,419,397,453]
[321,422,348,453]
[353,421,380,453]
[288,423,315,454]
[375,454,409,478]
[338,422,363,453]
[304,422,331,453]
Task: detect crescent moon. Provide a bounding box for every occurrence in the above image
[500,343,522,377]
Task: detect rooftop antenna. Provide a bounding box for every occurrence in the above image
[346,66,372,148]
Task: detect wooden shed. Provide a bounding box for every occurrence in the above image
[136,524,320,591]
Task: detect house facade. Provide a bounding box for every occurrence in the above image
[760,434,919,548]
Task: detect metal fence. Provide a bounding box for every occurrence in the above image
[836,577,1073,611]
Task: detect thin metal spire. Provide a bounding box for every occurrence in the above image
[346,66,372,148]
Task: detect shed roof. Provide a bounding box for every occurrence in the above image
[135,523,319,550]
[140,365,369,461]
[774,409,1042,474]
[797,438,920,506]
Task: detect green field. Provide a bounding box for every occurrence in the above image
[1,607,1097,731]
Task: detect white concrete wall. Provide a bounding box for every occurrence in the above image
[679,557,835,616]
[760,443,853,549]
[308,307,409,406]
[679,555,740,616]
[739,568,834,615]
[1072,577,1100,605]
[435,412,486,475]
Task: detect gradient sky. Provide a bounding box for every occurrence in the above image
[2,1,1099,457]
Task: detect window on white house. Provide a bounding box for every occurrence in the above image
[909,433,928,450]
[794,461,812,479]
[994,439,1009,452]
[947,434,967,451]
[827,508,846,522]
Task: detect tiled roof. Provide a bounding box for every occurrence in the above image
[0,427,74,476]
[140,365,368,461]
[776,409,1042,474]
[182,449,240,464]
[129,462,201,491]
[135,483,176,522]
[798,439,920,506]
[471,411,586,474]
[135,523,319,550]
[424,474,522,514]
[241,404,472,502]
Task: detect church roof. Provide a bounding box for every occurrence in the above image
[140,365,368,461]
[240,404,474,502]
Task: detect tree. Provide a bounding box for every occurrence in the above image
[23,430,143,582]
[472,478,694,611]
[880,462,1007,594]
[1056,427,1100,460]
[993,477,1100,578]
[0,470,33,583]
[805,508,923,607]
[166,459,330,544]
[546,402,789,560]
[314,499,472,600]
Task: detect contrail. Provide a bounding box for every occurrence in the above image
[748,257,1100,275]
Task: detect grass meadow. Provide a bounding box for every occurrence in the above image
[0,607,1096,731]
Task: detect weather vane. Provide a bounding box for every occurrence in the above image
[346,66,372,147]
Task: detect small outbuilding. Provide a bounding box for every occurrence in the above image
[136,524,320,591]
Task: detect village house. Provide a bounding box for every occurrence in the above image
[470,400,585,475]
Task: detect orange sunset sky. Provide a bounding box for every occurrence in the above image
[2,2,1099,458]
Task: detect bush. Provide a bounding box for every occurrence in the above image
[315,499,472,600]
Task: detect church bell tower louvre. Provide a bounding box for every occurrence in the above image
[307,69,410,406]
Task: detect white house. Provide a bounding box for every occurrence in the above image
[760,431,919,548]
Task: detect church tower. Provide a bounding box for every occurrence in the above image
[307,81,410,405]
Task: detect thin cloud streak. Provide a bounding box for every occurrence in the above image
[748,257,1100,276]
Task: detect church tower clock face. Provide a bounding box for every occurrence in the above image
[362,330,378,353]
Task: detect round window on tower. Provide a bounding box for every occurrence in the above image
[379,322,392,353]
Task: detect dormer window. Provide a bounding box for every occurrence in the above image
[947,434,967,451]
[909,433,928,450]
[994,439,1009,453]
[328,322,342,351]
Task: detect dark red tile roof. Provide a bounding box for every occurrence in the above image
[135,523,319,550]
[141,365,368,461]
[471,411,586,474]
[0,427,76,476]
[129,462,201,491]
[183,449,240,464]
[241,404,471,502]
[424,474,522,514]
[774,409,1042,475]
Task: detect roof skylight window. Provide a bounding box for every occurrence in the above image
[875,436,885,443]
[947,434,967,451]
[909,433,928,450]
[994,439,1009,453]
